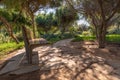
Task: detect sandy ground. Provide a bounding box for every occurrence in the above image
[0,39,120,80]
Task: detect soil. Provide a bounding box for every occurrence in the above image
[0,39,120,80]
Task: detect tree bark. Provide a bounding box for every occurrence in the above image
[21,26,32,64]
[96,26,106,48]
[31,15,37,39]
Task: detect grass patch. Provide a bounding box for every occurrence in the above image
[73,34,120,43]
[73,35,96,42]
[0,42,24,59]
[106,34,120,43]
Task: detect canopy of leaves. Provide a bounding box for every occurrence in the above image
[0,0,62,12]
[36,13,57,31]
[55,6,78,29]
[0,9,12,22]
[67,0,120,27]
[0,8,30,26]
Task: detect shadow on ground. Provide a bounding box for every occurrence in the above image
[0,39,120,80]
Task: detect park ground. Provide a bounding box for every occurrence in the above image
[0,39,120,80]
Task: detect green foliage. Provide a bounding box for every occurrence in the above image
[56,6,78,24]
[68,26,78,36]
[41,32,75,43]
[0,9,31,43]
[0,42,24,59]
[73,35,95,42]
[12,12,31,25]
[55,6,78,33]
[0,0,24,10]
[108,25,120,34]
[41,34,61,43]
[88,26,95,35]
[82,31,91,36]
[73,34,120,43]
[106,34,120,43]
[36,13,57,33]
[15,32,23,41]
[61,32,74,39]
[0,33,12,43]
[0,9,12,22]
[0,9,31,26]
[48,37,61,43]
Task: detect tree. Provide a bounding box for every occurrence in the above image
[55,6,78,34]
[36,13,57,34]
[0,9,20,43]
[0,0,63,64]
[66,0,120,48]
[0,0,62,38]
[0,8,31,43]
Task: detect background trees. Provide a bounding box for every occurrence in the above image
[0,8,31,43]
[0,9,19,43]
[66,0,120,48]
[36,12,57,34]
[0,0,62,38]
[0,0,120,48]
[55,6,78,34]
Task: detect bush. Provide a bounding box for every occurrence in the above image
[41,34,61,43]
[0,34,12,43]
[41,32,74,43]
[15,32,23,41]
[82,31,92,36]
[48,37,61,43]
[73,35,95,42]
[61,32,74,39]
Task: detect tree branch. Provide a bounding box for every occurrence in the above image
[65,0,84,13]
[97,0,105,21]
[0,16,19,43]
[106,0,120,21]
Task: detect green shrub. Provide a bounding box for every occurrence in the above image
[41,34,61,43]
[61,33,74,39]
[48,37,61,43]
[82,31,91,36]
[73,35,95,42]
[15,32,23,41]
[41,33,75,43]
[0,34,12,43]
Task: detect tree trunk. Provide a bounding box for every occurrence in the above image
[0,16,19,44]
[31,15,37,39]
[95,27,98,39]
[21,26,32,64]
[96,27,106,48]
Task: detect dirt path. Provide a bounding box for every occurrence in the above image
[0,39,120,80]
[53,39,72,47]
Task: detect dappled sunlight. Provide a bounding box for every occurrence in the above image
[35,39,120,80]
[0,39,120,80]
[1,0,120,80]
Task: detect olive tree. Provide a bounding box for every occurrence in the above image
[55,6,78,34]
[36,13,57,34]
[0,9,20,43]
[0,0,62,38]
[66,0,120,48]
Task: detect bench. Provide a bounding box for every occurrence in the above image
[22,26,49,64]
